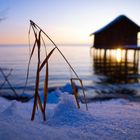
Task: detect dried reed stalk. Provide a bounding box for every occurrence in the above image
[70,79,80,109]
[28,20,88,121]
[0,68,12,89]
[30,27,46,121]
[0,68,18,98]
[70,78,88,110]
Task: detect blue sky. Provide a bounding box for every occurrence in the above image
[0,0,140,45]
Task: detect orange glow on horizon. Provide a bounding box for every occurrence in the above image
[0,27,91,45]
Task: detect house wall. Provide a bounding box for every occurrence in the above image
[137,32,140,46]
[94,20,139,48]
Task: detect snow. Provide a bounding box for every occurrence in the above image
[0,87,140,140]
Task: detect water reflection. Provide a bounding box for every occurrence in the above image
[89,48,140,100]
[116,48,122,62]
[92,48,140,84]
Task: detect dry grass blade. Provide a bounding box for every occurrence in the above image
[70,79,80,109]
[43,62,48,111]
[41,33,48,112]
[23,38,37,94]
[79,79,88,111]
[70,78,88,111]
[56,48,80,79]
[0,68,18,98]
[31,52,40,120]
[37,94,46,121]
[30,20,38,30]
[37,30,41,49]
[39,47,56,72]
[0,69,12,89]
[31,28,45,121]
[30,39,37,60]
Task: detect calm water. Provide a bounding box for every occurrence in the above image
[1,45,140,98]
[0,45,93,94]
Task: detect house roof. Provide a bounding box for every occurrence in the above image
[90,15,140,35]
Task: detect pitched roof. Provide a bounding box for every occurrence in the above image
[90,15,140,35]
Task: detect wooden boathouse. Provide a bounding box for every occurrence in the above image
[90,15,140,84]
[90,15,140,49]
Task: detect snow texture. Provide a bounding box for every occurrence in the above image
[0,89,140,140]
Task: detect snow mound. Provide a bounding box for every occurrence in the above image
[47,93,93,127]
[60,83,73,94]
[46,89,62,103]
[30,83,73,104]
[37,89,62,104]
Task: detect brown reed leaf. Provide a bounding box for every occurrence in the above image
[31,29,43,121]
[37,94,46,121]
[43,62,48,111]
[39,47,56,72]
[36,30,41,50]
[70,79,80,109]
[70,78,88,111]
[31,68,40,121]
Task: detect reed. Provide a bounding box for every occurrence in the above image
[27,20,88,121]
[0,68,18,98]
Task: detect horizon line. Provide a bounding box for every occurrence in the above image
[0,43,91,46]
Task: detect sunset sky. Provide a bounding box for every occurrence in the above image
[0,0,140,45]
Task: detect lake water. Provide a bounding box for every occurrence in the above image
[0,45,140,99]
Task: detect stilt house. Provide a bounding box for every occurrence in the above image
[90,15,140,49]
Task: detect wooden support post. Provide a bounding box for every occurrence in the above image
[103,49,107,74]
[124,49,128,83]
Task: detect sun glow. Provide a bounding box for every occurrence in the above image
[116,48,122,62]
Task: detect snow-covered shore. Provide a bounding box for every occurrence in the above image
[0,90,140,140]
